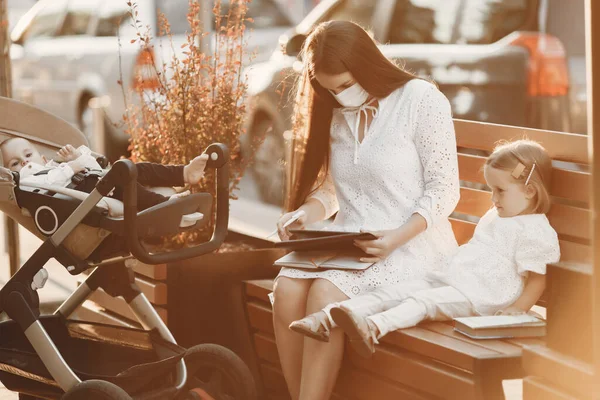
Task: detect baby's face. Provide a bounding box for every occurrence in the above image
[1,138,46,172]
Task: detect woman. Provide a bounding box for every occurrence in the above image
[272,21,460,400]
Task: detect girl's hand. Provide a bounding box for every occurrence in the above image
[57,144,82,162]
[277,210,308,241]
[495,306,527,316]
[354,228,409,263]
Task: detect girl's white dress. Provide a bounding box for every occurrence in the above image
[276,79,460,298]
[431,207,561,314]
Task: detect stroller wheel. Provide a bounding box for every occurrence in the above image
[61,380,131,400]
[185,344,257,400]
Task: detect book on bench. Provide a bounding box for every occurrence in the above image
[274,250,374,271]
[453,314,546,339]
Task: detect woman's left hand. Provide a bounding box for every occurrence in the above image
[354,228,409,263]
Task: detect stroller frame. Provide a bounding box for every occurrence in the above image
[0,143,230,397]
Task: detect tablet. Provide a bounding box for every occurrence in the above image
[274,229,377,252]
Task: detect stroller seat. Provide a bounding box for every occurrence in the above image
[15,175,212,263]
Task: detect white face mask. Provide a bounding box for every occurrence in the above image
[330,82,369,108]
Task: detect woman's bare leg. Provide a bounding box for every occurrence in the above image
[298,279,349,400]
[272,277,313,400]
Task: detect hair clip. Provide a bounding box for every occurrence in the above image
[511,163,526,179]
[525,163,536,185]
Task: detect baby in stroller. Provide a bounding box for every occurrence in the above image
[1,137,209,211]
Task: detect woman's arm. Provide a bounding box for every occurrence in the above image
[412,85,460,230]
[278,169,339,240]
[354,213,427,262]
[501,273,546,314]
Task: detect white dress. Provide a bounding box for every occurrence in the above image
[431,207,561,315]
[277,79,460,298]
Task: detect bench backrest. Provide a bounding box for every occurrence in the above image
[452,119,590,266]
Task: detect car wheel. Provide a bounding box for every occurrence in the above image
[250,117,286,206]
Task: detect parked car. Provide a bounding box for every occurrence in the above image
[241,0,585,206]
[9,0,292,160]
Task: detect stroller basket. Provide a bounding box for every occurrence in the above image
[0,315,186,398]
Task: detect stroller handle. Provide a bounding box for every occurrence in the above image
[101,143,229,264]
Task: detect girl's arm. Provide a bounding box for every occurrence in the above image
[501,273,546,314]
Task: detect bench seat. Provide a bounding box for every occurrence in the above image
[245,279,542,400]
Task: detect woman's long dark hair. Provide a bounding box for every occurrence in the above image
[288,20,419,211]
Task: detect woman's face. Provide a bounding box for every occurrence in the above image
[315,71,356,94]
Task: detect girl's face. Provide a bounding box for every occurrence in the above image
[484,166,535,217]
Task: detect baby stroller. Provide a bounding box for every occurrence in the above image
[0,97,257,400]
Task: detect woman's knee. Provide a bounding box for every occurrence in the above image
[306,279,348,311]
[272,277,311,323]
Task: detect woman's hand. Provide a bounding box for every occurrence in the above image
[354,227,410,263]
[277,210,308,241]
[57,145,82,162]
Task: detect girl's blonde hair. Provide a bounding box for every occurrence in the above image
[485,139,553,214]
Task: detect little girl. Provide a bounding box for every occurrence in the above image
[290,139,560,357]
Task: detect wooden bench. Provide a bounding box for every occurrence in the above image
[242,119,593,399]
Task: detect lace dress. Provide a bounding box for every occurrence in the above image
[276,79,460,298]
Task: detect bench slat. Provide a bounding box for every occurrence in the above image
[257,333,443,400]
[455,188,492,217]
[348,345,477,400]
[247,301,275,334]
[548,204,590,241]
[246,279,273,303]
[423,322,527,358]
[455,188,590,240]
[523,376,580,400]
[457,153,590,204]
[134,275,168,305]
[130,261,167,280]
[381,328,495,371]
[449,218,476,245]
[454,119,588,164]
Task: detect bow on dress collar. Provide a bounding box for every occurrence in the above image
[341,98,379,164]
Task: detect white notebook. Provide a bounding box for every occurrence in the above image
[274,251,373,271]
[453,314,546,339]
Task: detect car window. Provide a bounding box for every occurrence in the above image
[95,1,132,37]
[324,0,378,30]
[59,0,102,36]
[155,0,190,35]
[214,0,291,30]
[388,0,531,44]
[19,0,69,42]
